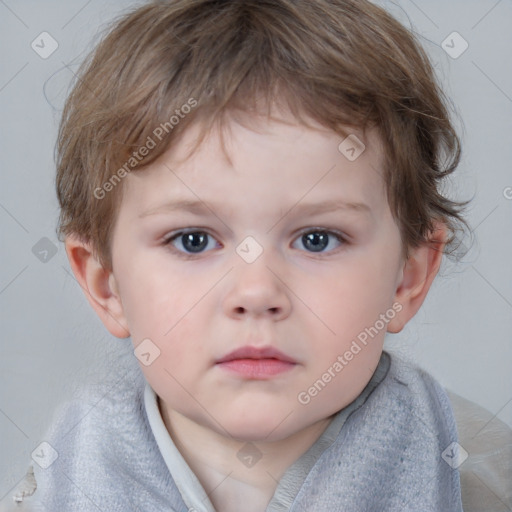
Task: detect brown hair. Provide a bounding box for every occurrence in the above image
[56,0,468,270]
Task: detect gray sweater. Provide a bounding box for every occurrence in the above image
[22,351,463,511]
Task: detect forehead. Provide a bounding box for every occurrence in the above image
[122,112,388,220]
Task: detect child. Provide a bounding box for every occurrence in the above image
[21,0,468,510]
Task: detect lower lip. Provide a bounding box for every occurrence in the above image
[216,358,296,379]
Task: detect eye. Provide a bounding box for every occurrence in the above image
[164,230,220,255]
[292,229,345,253]
[163,228,345,256]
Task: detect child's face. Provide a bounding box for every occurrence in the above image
[109,113,405,441]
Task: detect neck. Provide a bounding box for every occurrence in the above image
[159,402,332,512]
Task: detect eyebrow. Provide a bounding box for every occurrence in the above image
[282,199,371,218]
[139,198,372,219]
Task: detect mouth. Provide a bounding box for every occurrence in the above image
[215,346,297,379]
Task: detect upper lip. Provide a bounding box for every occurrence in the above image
[216,346,296,364]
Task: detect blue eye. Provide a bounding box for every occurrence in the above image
[163,228,345,257]
[293,230,345,253]
[165,231,219,254]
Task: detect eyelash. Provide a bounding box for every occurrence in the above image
[161,228,348,258]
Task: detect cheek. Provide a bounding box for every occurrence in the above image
[131,302,210,400]
[307,261,398,337]
[120,267,211,365]
[115,254,188,334]
[297,271,392,411]
[160,314,210,362]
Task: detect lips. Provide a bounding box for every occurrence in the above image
[215,345,296,364]
[215,345,297,379]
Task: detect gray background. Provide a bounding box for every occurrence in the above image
[1,0,511,499]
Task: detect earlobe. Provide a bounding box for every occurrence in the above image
[65,236,130,338]
[387,223,446,333]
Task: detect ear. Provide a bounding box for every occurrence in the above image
[387,223,446,333]
[65,235,130,338]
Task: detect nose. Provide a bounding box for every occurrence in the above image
[222,253,292,321]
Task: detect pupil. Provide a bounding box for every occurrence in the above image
[183,232,208,253]
[303,232,328,252]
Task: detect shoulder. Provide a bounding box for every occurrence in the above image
[340,350,461,480]
[292,352,463,511]
[40,350,148,451]
[333,352,462,509]
[352,351,461,485]
[23,352,178,511]
[383,351,458,437]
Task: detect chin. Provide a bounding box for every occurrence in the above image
[217,409,303,443]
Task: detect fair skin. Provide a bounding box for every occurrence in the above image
[66,112,445,512]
